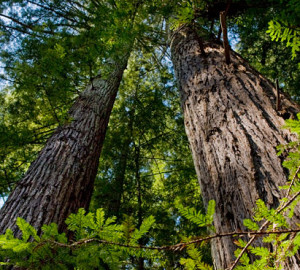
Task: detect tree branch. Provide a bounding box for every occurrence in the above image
[220,11,231,64]
[276,79,281,111]
[287,165,300,197]
[27,0,79,24]
[0,14,53,35]
[45,228,300,252]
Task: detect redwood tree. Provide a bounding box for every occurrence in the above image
[170,24,300,269]
[0,0,299,268]
[0,0,140,235]
[0,56,130,235]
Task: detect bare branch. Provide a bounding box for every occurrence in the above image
[44,228,300,252]
[27,0,79,24]
[0,14,53,35]
[220,11,230,64]
[276,78,281,111]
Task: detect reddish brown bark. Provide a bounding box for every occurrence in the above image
[0,58,129,235]
[170,25,300,269]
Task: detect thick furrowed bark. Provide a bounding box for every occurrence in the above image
[170,25,300,269]
[0,60,128,235]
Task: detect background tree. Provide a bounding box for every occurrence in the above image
[90,51,211,268]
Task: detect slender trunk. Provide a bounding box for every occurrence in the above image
[0,57,129,235]
[108,144,130,218]
[108,108,135,219]
[170,25,300,269]
[135,145,142,228]
[135,143,144,270]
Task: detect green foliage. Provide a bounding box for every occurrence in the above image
[16,217,40,242]
[234,3,300,98]
[176,200,215,228]
[284,113,300,136]
[175,201,215,268]
[243,219,259,231]
[180,242,213,270]
[169,1,194,29]
[0,208,158,269]
[266,0,300,59]
[90,48,208,268]
[253,200,288,228]
[234,200,300,269]
[232,116,300,269]
[129,216,155,245]
[277,113,300,178]
[267,20,300,59]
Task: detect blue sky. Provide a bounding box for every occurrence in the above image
[0,197,5,209]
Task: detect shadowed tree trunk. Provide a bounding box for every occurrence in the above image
[107,141,130,218]
[170,25,300,269]
[107,107,135,219]
[0,56,130,235]
[135,143,145,270]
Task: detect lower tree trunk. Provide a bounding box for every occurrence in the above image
[170,25,300,269]
[0,57,129,235]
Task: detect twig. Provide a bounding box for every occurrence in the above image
[230,171,300,270]
[229,219,269,270]
[287,165,300,197]
[220,11,231,64]
[276,79,281,111]
[44,228,300,252]
[196,34,206,56]
[224,0,232,17]
[278,189,300,214]
[0,13,53,35]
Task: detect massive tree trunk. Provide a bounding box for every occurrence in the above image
[0,57,129,235]
[170,25,300,269]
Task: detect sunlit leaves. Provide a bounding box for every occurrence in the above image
[243,219,259,231]
[169,1,194,29]
[176,200,215,227]
[16,217,40,242]
[129,215,155,245]
[0,208,157,269]
[267,20,300,59]
[278,113,300,179]
[180,242,213,270]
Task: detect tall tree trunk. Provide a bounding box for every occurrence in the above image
[108,142,130,218]
[170,25,300,269]
[135,143,145,270]
[0,57,130,235]
[108,108,135,219]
